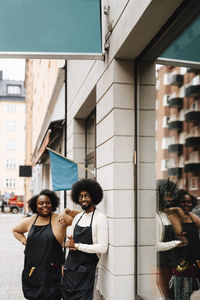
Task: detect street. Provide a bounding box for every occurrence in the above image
[0,213,25,299]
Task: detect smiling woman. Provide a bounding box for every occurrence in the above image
[171,190,200,299]
[12,189,78,300]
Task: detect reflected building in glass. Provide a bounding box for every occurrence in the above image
[156,65,200,202]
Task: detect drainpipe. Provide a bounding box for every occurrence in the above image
[134,60,139,298]
[64,60,67,208]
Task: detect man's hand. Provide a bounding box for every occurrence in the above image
[58,210,67,225]
[65,235,77,250]
[21,237,27,245]
[58,209,73,226]
[177,232,188,247]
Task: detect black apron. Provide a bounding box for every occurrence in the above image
[22,214,64,300]
[158,223,178,268]
[61,209,99,300]
[177,214,200,265]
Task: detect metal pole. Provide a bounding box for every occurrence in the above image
[64,60,67,208]
[134,61,138,298]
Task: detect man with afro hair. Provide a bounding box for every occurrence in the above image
[60,178,108,300]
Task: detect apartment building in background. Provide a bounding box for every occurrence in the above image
[156,66,200,200]
[25,59,65,204]
[0,70,26,200]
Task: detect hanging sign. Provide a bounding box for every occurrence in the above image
[0,0,102,59]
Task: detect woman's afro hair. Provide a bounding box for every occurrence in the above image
[175,189,197,209]
[28,189,60,214]
[71,178,103,205]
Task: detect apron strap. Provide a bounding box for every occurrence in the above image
[33,214,39,225]
[76,212,85,225]
[89,208,96,227]
[32,213,52,225]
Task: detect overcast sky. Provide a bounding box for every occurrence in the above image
[0,58,25,81]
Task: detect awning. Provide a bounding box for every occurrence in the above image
[33,119,65,165]
[158,15,200,67]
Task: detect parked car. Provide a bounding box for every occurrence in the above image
[7,195,24,214]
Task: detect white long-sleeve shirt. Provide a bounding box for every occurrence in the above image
[156,212,181,252]
[69,207,108,259]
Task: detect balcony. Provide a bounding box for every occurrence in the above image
[168,120,183,131]
[168,97,183,109]
[185,111,200,123]
[185,162,200,173]
[168,144,183,154]
[168,167,182,177]
[185,137,200,148]
[185,85,200,98]
[169,74,183,87]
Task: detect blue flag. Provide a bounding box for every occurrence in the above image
[48,148,78,191]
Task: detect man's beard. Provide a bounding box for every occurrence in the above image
[81,202,93,211]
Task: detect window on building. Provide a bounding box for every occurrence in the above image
[192,101,199,111]
[156,79,160,90]
[163,94,170,106]
[6,159,16,169]
[6,103,16,112]
[7,85,21,95]
[156,99,159,110]
[6,120,17,131]
[161,159,169,170]
[162,137,170,149]
[170,91,177,99]
[190,177,199,190]
[163,73,169,85]
[5,178,16,188]
[170,114,178,122]
[180,67,187,74]
[170,135,177,144]
[85,110,96,179]
[178,178,185,189]
[191,76,200,85]
[179,156,184,168]
[179,132,186,144]
[162,116,170,128]
[5,140,17,150]
[189,151,199,163]
[155,120,158,131]
[180,86,185,98]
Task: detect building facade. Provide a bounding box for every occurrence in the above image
[0,71,26,201]
[25,1,200,299]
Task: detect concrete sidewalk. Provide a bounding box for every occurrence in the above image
[0,213,25,299]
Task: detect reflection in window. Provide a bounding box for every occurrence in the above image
[156,65,200,197]
[156,65,200,299]
[190,176,199,190]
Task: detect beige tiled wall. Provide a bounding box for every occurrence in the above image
[137,62,157,299]
[96,59,135,300]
